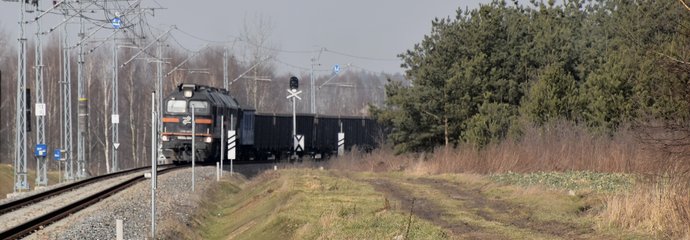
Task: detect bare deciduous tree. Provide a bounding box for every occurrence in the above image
[237,14,277,112]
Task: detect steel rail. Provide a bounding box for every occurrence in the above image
[0,165,186,240]
[0,164,174,215]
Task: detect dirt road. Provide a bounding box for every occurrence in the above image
[367,175,600,239]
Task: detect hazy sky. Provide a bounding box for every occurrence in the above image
[0,1,529,76]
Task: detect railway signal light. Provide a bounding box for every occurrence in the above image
[289,76,299,90]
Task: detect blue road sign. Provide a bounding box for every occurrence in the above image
[333,64,340,74]
[35,144,47,157]
[54,149,62,161]
[112,17,122,29]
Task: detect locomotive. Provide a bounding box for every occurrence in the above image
[160,83,381,163]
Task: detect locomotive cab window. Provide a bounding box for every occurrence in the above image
[167,100,187,113]
[189,101,210,114]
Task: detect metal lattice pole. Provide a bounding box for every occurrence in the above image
[14,1,29,192]
[34,6,47,187]
[309,49,323,115]
[58,25,64,181]
[62,10,74,181]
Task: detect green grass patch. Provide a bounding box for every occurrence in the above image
[0,164,62,199]
[190,169,649,239]
[365,173,648,239]
[0,164,14,197]
[196,169,447,240]
[489,171,635,193]
[376,174,577,239]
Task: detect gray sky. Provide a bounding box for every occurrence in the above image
[0,1,526,75]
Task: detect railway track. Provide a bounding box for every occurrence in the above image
[0,164,183,239]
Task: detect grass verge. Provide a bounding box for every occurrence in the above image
[189,168,650,239]
[362,172,649,239]
[193,169,447,240]
[1,164,62,199]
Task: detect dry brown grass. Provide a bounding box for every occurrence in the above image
[327,121,690,238]
[331,122,656,174]
[327,144,419,173]
[599,179,690,238]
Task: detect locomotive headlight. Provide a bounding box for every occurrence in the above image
[161,135,169,141]
[181,84,196,98]
[204,137,213,143]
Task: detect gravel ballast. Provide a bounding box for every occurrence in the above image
[1,181,73,205]
[0,174,141,233]
[26,166,221,240]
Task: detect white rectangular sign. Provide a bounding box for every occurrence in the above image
[112,114,120,124]
[35,103,46,116]
[227,130,236,160]
[338,133,345,156]
[294,134,304,152]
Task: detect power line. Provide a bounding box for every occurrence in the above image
[323,48,399,62]
[168,33,194,53]
[154,25,399,75]
[274,57,335,73]
[274,57,310,71]
[173,26,318,54]
[349,63,386,74]
[173,27,234,44]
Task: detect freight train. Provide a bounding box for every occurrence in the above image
[160,83,381,163]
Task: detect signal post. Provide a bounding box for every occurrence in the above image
[287,76,303,160]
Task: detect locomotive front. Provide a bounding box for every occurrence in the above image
[160,84,219,163]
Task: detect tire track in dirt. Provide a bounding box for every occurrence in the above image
[414,178,595,239]
[368,177,596,239]
[368,179,501,239]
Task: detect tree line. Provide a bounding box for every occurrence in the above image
[373,0,690,153]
